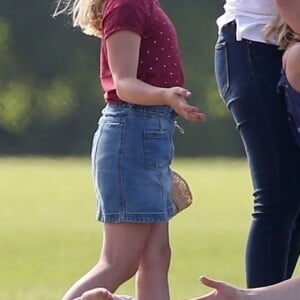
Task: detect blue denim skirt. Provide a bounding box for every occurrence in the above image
[91,103,178,223]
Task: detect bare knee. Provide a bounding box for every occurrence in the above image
[94,258,139,284]
[141,242,171,269]
[116,261,139,282]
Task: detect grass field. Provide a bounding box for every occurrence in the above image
[1,157,299,300]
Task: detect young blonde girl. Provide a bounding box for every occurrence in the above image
[54,0,205,300]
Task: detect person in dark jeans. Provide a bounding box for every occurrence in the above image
[215,0,300,288]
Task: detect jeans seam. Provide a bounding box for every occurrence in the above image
[245,41,281,203]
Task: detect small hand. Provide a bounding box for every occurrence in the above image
[189,276,243,300]
[165,87,206,123]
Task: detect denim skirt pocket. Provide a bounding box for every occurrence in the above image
[144,129,174,169]
[215,41,230,100]
[96,118,125,172]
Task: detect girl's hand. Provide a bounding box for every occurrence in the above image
[164,87,206,123]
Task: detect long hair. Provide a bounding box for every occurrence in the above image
[53,0,106,37]
[264,15,298,50]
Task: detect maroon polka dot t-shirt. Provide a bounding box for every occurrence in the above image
[100,0,184,103]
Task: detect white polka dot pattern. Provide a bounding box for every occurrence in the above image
[100,0,184,103]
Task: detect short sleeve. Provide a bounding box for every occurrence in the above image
[102,0,146,40]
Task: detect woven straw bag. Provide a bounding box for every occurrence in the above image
[171,170,193,214]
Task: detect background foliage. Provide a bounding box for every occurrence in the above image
[0,0,244,156]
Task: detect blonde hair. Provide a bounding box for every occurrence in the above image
[53,0,106,37]
[264,15,298,50]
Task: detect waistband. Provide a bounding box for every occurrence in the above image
[104,102,178,119]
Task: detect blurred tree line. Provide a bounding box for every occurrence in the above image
[0,0,244,156]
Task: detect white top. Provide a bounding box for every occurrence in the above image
[217,0,277,44]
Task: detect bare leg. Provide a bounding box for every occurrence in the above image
[62,223,153,300]
[136,222,171,300]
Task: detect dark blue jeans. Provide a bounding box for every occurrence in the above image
[215,21,300,288]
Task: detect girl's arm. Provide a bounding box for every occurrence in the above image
[106,30,206,122]
[276,0,300,34]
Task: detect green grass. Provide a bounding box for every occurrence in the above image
[1,157,299,300]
